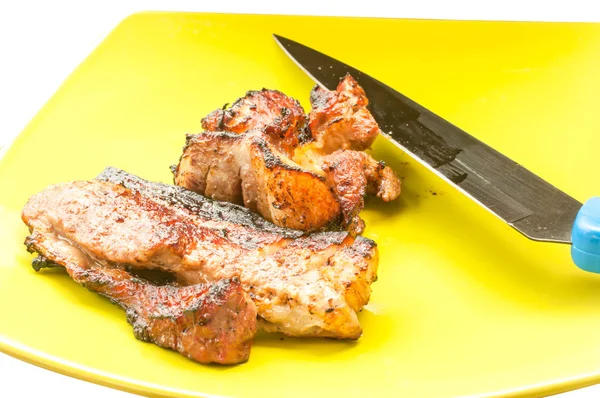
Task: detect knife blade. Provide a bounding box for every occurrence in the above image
[273,34,600,273]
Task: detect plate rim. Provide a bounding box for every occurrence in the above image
[0,335,224,398]
[2,333,600,398]
[2,10,600,398]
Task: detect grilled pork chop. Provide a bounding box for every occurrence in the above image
[22,167,378,340]
[25,252,255,364]
[174,74,400,233]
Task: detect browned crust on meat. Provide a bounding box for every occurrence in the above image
[171,74,403,234]
[174,132,344,232]
[22,170,379,339]
[202,89,309,154]
[321,150,401,233]
[173,74,401,234]
[324,236,379,314]
[174,132,243,204]
[308,74,381,152]
[248,135,342,231]
[101,166,302,240]
[24,237,257,365]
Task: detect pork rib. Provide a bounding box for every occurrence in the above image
[22,167,378,340]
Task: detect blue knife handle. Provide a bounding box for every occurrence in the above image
[572,197,600,273]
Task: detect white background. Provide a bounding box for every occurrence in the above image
[1,1,600,397]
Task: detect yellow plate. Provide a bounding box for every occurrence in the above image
[2,12,600,398]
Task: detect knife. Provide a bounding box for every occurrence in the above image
[273,34,600,273]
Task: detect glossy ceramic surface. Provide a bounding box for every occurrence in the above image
[2,12,600,397]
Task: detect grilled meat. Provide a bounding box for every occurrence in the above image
[174,130,400,234]
[307,74,380,153]
[174,75,400,234]
[321,150,402,233]
[24,251,255,364]
[174,74,400,234]
[201,89,309,154]
[175,131,342,231]
[22,168,378,339]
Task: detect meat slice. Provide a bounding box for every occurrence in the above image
[174,130,400,234]
[201,89,309,154]
[22,167,378,339]
[174,74,401,234]
[24,250,256,364]
[307,74,380,152]
[322,150,402,233]
[174,131,342,231]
